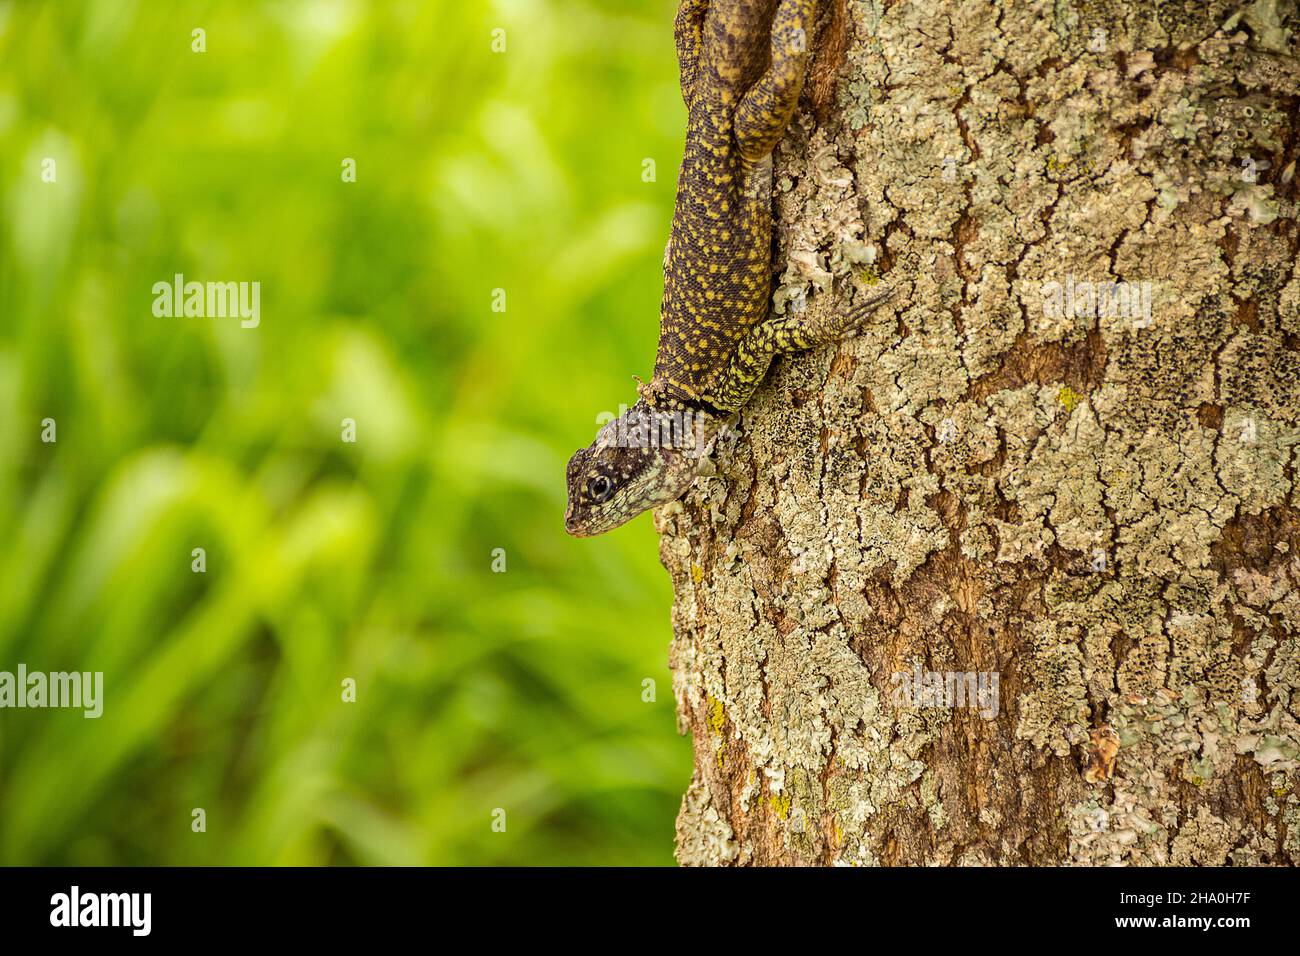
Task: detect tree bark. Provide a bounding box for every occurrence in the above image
[662,0,1300,866]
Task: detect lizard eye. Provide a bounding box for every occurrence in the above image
[587,474,614,503]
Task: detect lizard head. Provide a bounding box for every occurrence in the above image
[565,399,720,537]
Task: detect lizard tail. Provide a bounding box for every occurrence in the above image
[808,0,848,120]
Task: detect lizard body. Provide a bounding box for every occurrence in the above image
[565,0,890,537]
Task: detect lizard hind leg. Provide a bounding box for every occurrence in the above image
[733,0,817,165]
[675,0,709,108]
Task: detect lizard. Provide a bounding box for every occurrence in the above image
[564,0,891,537]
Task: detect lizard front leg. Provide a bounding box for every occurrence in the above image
[733,0,817,164]
[703,286,895,411]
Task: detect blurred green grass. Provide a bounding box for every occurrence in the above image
[0,0,692,865]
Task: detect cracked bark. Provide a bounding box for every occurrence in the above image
[661,0,1300,866]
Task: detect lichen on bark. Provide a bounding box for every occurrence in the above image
[662,0,1300,866]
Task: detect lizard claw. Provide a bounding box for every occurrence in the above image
[846,285,897,329]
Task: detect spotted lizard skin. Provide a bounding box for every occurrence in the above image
[648,0,820,415]
[565,0,890,537]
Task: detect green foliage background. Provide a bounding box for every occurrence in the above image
[0,0,692,865]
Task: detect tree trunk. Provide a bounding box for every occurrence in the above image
[662,0,1300,866]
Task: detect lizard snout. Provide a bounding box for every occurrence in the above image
[563,501,587,537]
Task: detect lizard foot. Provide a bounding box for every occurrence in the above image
[841,284,897,336]
[768,284,896,350]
